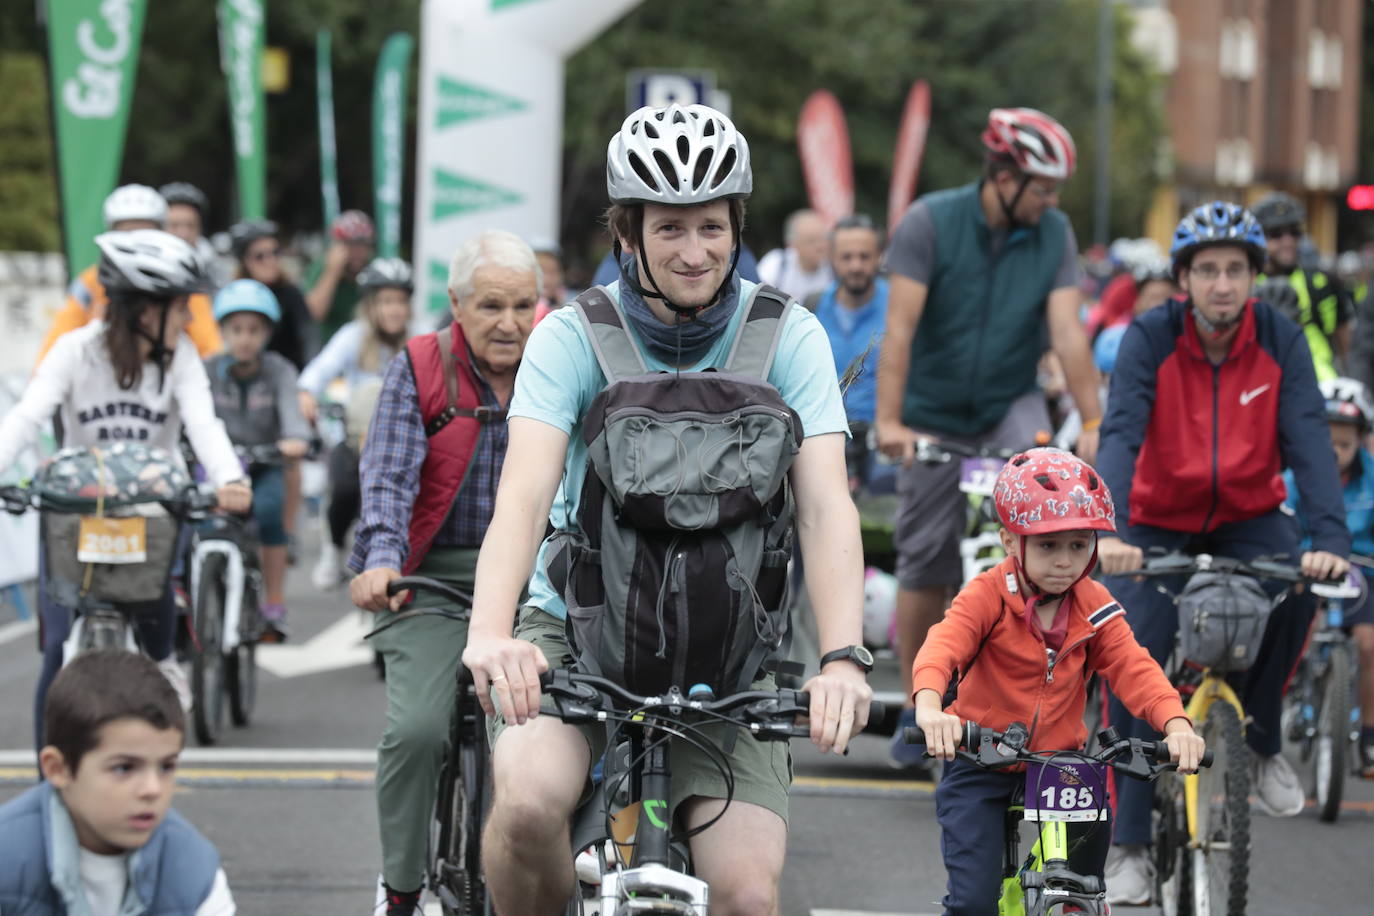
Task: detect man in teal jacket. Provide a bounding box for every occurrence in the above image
[874,108,1103,767]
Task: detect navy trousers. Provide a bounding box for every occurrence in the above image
[1102,509,1316,844]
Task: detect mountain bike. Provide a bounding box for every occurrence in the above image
[1132,552,1355,916]
[903,720,1210,916]
[186,443,291,745]
[1284,563,1367,822]
[373,576,488,916]
[540,668,885,915]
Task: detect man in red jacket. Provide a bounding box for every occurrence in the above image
[347,230,541,916]
[1095,202,1350,903]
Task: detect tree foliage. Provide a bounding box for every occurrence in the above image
[2,0,1164,264]
[564,0,1165,266]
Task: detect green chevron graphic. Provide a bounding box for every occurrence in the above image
[491,0,545,9]
[435,75,528,129]
[428,259,451,315]
[431,168,524,221]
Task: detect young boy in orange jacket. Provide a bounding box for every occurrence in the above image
[912,448,1205,914]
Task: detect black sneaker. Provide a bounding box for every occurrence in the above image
[374,876,422,916]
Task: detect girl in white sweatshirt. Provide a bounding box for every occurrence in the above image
[0,230,251,749]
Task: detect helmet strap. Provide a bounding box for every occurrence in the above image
[995,173,1033,227]
[131,305,173,393]
[612,213,744,320]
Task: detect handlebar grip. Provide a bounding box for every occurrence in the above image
[904,726,926,746]
[1148,741,1214,768]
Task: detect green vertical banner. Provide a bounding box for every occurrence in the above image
[218,0,267,220]
[372,33,414,259]
[316,30,340,229]
[44,0,150,272]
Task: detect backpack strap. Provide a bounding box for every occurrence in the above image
[571,286,647,383]
[426,324,506,436]
[724,283,790,379]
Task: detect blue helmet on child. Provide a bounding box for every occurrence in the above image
[213,278,280,325]
[1169,202,1266,279]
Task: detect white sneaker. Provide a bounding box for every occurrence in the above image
[156,657,192,713]
[1252,752,1306,817]
[311,541,344,590]
[1105,843,1153,906]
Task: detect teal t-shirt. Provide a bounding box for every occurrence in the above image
[510,279,850,620]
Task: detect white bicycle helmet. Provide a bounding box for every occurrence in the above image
[102,184,168,229]
[96,229,206,297]
[356,257,414,294]
[1321,377,1374,431]
[607,104,752,206]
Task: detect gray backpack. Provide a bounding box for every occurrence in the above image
[545,283,802,700]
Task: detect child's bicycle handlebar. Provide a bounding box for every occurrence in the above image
[904,720,1213,779]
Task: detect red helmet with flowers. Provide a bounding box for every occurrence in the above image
[331,209,375,243]
[994,448,1116,536]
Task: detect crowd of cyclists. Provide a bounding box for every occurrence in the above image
[2,98,1373,916]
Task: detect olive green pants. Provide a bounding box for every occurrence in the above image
[368,548,476,892]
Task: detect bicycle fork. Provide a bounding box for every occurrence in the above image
[598,735,708,915]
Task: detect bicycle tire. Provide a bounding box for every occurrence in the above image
[226,641,257,726]
[1315,642,1353,823]
[1155,774,1192,916]
[434,688,492,916]
[1192,701,1249,916]
[191,555,227,746]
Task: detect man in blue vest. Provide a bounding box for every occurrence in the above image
[348,230,541,916]
[1252,191,1352,382]
[874,108,1104,767]
[810,213,891,491]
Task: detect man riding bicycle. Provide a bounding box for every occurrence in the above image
[875,108,1104,766]
[349,231,541,915]
[1095,201,1350,904]
[462,103,872,916]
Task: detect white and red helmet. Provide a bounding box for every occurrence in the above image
[993,448,1115,537]
[982,108,1077,181]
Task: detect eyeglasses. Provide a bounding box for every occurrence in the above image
[1188,263,1252,282]
[249,247,281,261]
[1264,225,1301,240]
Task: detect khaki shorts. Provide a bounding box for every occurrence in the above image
[893,390,1052,590]
[488,606,793,825]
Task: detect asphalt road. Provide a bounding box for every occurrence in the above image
[1,529,1371,915]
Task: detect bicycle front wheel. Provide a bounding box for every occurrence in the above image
[434,693,493,916]
[1192,700,1249,916]
[1154,773,1192,916]
[191,555,227,746]
[1314,642,1354,823]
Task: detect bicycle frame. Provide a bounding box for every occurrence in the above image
[1178,674,1244,840]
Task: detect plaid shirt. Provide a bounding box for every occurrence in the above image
[348,347,507,573]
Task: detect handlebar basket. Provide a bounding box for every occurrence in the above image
[35,445,190,604]
[1176,572,1274,672]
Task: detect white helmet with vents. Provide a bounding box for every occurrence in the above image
[95,229,206,297]
[102,184,168,229]
[606,104,752,206]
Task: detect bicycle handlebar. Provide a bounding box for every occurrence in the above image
[1132,552,1359,599]
[903,721,1213,780]
[385,576,474,609]
[538,668,886,741]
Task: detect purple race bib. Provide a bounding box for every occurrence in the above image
[959,457,1002,495]
[1024,760,1108,822]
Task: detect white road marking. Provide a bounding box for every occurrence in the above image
[0,747,377,766]
[0,618,37,648]
[256,612,376,679]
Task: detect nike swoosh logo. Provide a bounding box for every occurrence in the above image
[1239,384,1271,406]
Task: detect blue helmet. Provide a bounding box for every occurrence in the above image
[1169,201,1266,278]
[1093,324,1127,375]
[213,278,280,325]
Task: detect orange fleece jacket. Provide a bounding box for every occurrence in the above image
[911,557,1187,752]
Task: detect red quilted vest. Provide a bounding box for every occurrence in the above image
[402,323,503,574]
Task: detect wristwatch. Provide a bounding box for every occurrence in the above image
[819,645,875,674]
